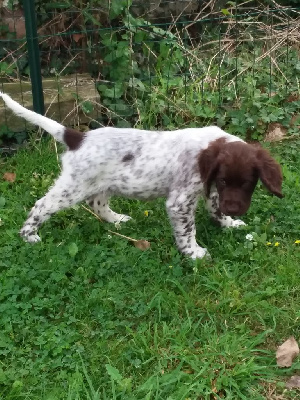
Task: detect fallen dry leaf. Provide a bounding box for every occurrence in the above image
[276,337,299,367]
[73,33,85,43]
[3,172,16,182]
[287,93,300,102]
[265,123,287,142]
[133,240,151,251]
[286,375,300,389]
[182,369,194,374]
[290,113,300,128]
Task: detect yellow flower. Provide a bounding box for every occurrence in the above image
[144,210,149,217]
[266,242,272,246]
[169,265,173,269]
[295,240,300,244]
[274,242,280,247]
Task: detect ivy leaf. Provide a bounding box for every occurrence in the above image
[81,101,93,114]
[221,9,232,16]
[68,242,78,258]
[105,364,123,382]
[97,83,124,99]
[128,77,145,91]
[0,197,6,208]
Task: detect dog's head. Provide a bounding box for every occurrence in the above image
[198,138,283,216]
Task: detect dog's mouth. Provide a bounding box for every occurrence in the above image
[220,203,249,217]
[223,210,244,217]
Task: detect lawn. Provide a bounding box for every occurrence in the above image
[0,136,300,399]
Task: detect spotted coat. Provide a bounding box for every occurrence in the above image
[0,92,283,259]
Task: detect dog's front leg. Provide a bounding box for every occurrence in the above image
[206,190,246,228]
[166,193,209,259]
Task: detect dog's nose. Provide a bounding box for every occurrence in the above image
[224,201,242,216]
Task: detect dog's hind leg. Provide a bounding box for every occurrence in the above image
[20,174,93,242]
[86,193,131,223]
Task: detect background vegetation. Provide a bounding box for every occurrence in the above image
[1,1,300,399]
[1,1,300,144]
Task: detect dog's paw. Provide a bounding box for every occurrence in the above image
[20,231,41,243]
[189,246,210,260]
[20,226,41,243]
[101,212,132,224]
[220,216,246,228]
[118,214,132,223]
[27,234,41,243]
[230,219,246,228]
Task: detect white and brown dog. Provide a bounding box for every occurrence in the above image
[0,92,283,258]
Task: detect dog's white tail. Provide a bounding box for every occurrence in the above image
[0,92,65,144]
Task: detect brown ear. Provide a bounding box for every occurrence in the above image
[256,148,283,198]
[199,139,224,197]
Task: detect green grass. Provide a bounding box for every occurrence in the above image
[1,137,300,399]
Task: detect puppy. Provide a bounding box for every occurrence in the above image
[0,92,283,258]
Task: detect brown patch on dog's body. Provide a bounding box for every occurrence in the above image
[63,128,85,150]
[122,153,135,162]
[198,139,283,216]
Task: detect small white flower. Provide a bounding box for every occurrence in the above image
[107,235,112,239]
[114,222,121,230]
[246,234,254,241]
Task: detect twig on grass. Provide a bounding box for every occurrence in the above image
[81,205,151,250]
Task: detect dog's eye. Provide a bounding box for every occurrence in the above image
[219,178,226,186]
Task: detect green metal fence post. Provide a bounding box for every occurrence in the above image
[23,0,44,115]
